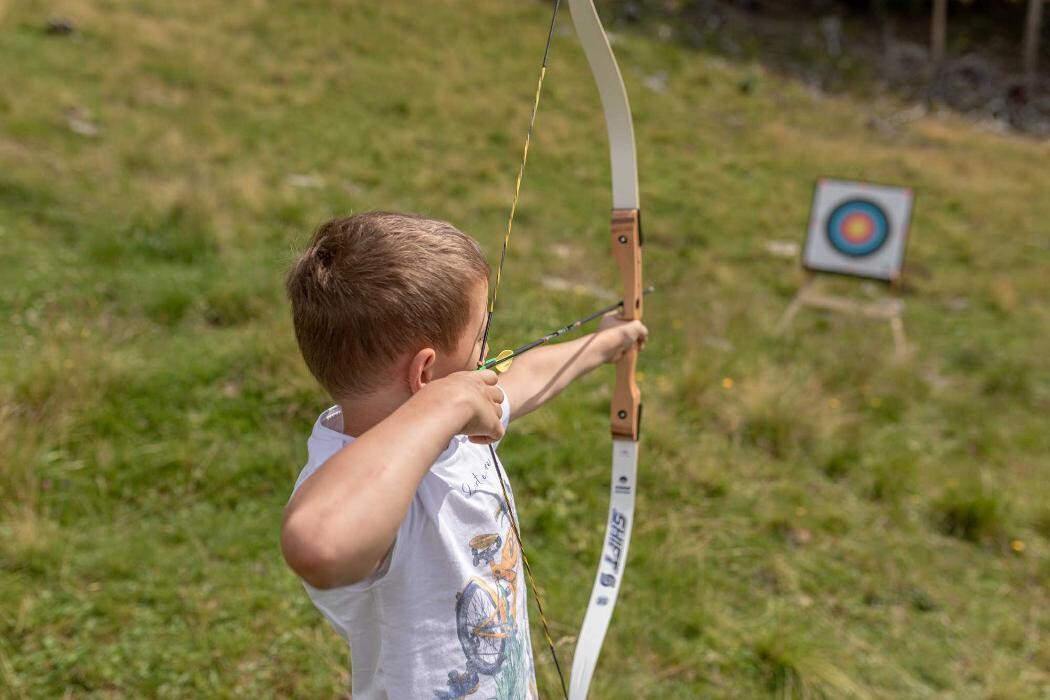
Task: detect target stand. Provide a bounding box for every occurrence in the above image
[777,179,914,359]
[777,272,909,357]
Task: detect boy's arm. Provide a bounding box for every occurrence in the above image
[498,317,647,421]
[281,371,504,590]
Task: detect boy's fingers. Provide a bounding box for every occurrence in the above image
[467,422,505,445]
[476,369,498,385]
[634,321,648,351]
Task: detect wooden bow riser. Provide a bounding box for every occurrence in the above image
[610,208,643,441]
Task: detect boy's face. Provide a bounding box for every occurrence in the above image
[432,277,490,378]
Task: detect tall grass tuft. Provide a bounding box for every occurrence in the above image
[716,365,848,461]
[932,474,1007,544]
[750,628,867,699]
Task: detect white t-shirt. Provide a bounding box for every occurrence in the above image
[291,391,538,699]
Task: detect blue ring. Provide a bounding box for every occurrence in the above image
[825,199,890,257]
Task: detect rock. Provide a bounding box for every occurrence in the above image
[45,18,76,36]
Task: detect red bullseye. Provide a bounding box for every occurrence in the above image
[841,212,876,244]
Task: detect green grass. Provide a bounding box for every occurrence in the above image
[2,0,1048,697]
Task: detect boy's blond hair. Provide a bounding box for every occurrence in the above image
[286,211,489,399]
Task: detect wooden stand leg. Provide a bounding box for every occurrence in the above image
[890,314,908,359]
[777,271,911,358]
[776,274,814,334]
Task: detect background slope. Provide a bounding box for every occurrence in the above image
[1,0,1048,697]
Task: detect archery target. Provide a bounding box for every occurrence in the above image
[803,179,913,281]
[826,200,889,256]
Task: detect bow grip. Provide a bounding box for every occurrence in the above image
[610,208,643,440]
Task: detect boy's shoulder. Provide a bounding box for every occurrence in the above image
[292,406,350,493]
[293,404,483,496]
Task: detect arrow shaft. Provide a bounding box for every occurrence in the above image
[480,286,653,370]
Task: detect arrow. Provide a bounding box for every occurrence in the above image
[479,286,654,372]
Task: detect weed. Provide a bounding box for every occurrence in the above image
[932,476,1006,544]
[750,628,866,699]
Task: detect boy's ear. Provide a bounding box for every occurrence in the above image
[407,348,437,394]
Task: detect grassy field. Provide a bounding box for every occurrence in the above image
[1,0,1048,697]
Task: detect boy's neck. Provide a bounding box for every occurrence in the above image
[337,385,412,438]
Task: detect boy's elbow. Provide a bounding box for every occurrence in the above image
[282,513,340,588]
[280,512,371,590]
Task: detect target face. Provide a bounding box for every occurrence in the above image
[802,179,913,281]
[825,199,890,257]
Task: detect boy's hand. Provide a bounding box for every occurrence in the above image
[597,313,648,363]
[429,369,505,445]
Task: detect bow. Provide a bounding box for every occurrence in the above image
[478,1,642,697]
[564,2,643,697]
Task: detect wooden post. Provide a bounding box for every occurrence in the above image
[1023,0,1044,86]
[931,0,948,68]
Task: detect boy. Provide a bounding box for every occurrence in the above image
[281,211,647,698]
